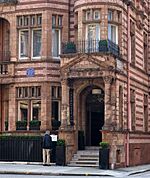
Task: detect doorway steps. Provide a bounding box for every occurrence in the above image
[68,146,99,167]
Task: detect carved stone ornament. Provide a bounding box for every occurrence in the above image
[103,76,113,84]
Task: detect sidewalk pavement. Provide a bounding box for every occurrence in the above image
[0,162,149,177]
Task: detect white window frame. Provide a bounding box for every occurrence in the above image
[86,24,100,40]
[108,24,118,44]
[31,28,42,60]
[19,29,29,60]
[52,28,61,59]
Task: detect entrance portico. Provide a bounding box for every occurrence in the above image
[59,53,116,163]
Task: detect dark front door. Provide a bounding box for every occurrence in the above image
[86,87,104,146]
[91,112,103,146]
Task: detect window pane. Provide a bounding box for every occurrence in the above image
[33,29,41,57]
[52,101,59,120]
[108,10,113,21]
[108,24,118,44]
[19,101,28,121]
[32,101,41,120]
[20,31,28,58]
[94,11,100,20]
[58,16,62,26]
[52,29,61,57]
[52,15,56,26]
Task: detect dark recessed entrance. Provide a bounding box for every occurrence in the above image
[86,88,104,146]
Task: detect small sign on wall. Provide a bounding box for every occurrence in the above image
[26,68,35,77]
[50,134,57,142]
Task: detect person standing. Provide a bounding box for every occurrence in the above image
[42,130,52,166]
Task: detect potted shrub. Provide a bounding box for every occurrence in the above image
[63,41,76,54]
[99,141,110,169]
[56,139,66,166]
[16,120,27,130]
[78,130,85,150]
[51,119,61,130]
[99,40,108,52]
[29,120,41,130]
[5,121,8,131]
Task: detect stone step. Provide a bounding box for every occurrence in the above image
[70,160,99,164]
[69,147,99,167]
[85,146,99,150]
[72,157,99,161]
[68,163,99,167]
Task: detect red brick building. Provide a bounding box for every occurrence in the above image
[0,0,150,167]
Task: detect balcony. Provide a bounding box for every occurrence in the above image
[62,40,120,58]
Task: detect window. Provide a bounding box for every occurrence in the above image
[52,15,56,26]
[31,100,41,120]
[52,14,62,58]
[108,24,118,44]
[58,16,62,26]
[94,10,100,20]
[52,29,61,58]
[130,89,135,131]
[86,10,91,21]
[119,86,123,129]
[143,32,148,71]
[108,10,113,21]
[86,24,100,52]
[17,14,42,60]
[130,20,135,65]
[144,94,148,132]
[32,29,41,58]
[17,86,41,98]
[17,86,41,126]
[51,86,61,121]
[19,30,29,59]
[18,101,28,121]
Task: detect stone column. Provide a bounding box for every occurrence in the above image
[9,85,16,131]
[103,76,113,130]
[41,82,51,130]
[61,79,69,128]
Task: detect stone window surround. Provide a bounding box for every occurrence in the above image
[17,14,42,61]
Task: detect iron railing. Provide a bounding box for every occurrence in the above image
[0,136,57,162]
[62,40,120,57]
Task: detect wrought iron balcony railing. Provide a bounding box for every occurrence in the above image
[62,40,120,57]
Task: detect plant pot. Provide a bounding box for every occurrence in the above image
[78,131,85,150]
[56,145,66,166]
[16,126,27,130]
[29,125,40,130]
[99,148,109,169]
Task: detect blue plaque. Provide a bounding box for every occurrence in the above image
[26,68,35,77]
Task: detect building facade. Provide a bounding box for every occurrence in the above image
[0,0,150,167]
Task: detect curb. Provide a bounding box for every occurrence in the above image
[128,169,150,176]
[0,171,115,177]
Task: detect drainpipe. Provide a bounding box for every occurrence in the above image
[126,1,131,167]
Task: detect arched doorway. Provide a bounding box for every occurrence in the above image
[86,87,104,146]
[78,85,104,147]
